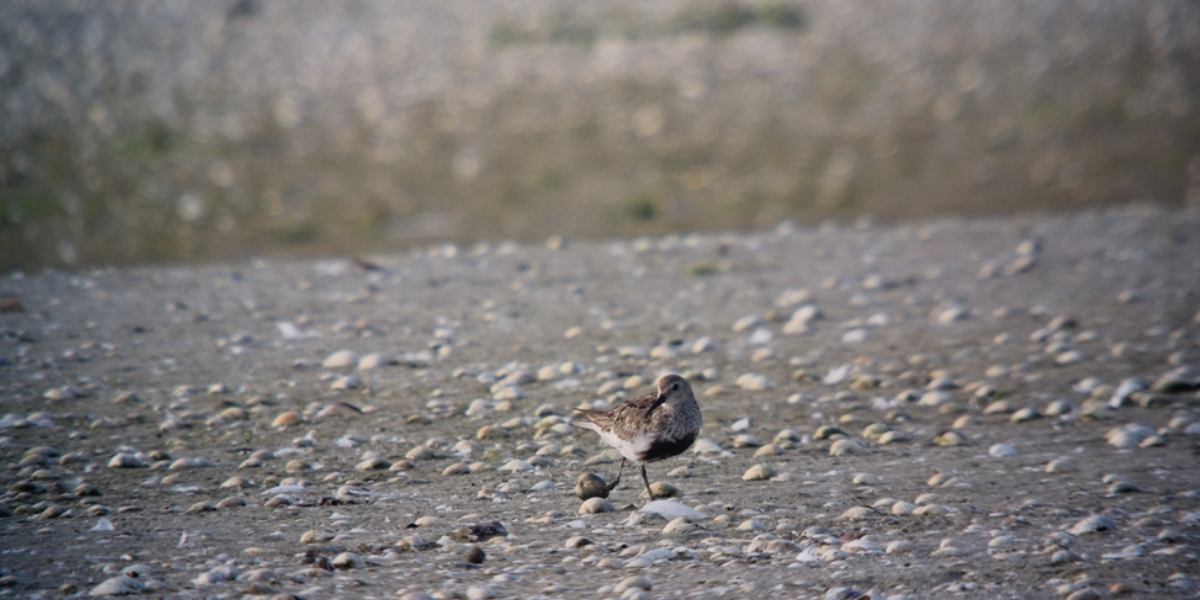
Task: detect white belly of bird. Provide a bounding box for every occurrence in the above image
[598,429,656,463]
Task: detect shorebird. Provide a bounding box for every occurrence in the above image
[574,374,702,500]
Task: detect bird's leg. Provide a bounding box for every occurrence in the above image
[606,458,625,492]
[640,464,654,500]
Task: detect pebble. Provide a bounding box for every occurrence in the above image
[743,464,776,481]
[323,349,358,368]
[829,439,869,456]
[579,498,614,514]
[331,552,366,569]
[499,459,533,472]
[1069,514,1117,535]
[640,500,706,521]
[989,443,1018,458]
[271,411,303,428]
[1105,423,1157,449]
[735,373,772,391]
[662,517,701,534]
[108,453,147,468]
[89,576,144,596]
[1045,458,1078,473]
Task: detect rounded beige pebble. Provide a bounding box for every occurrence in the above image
[1044,399,1073,415]
[579,497,614,514]
[411,515,439,527]
[220,476,252,489]
[643,481,679,499]
[89,576,144,596]
[737,519,766,531]
[829,439,869,456]
[499,459,533,473]
[1065,589,1101,600]
[185,501,217,514]
[1046,458,1077,473]
[662,517,701,534]
[1010,408,1041,423]
[331,552,366,569]
[914,504,954,516]
[930,546,967,558]
[731,434,762,448]
[565,536,593,548]
[442,462,469,476]
[934,430,969,446]
[323,350,357,368]
[406,445,435,460]
[216,496,245,509]
[743,464,776,481]
[615,576,652,593]
[852,473,883,485]
[885,540,913,554]
[169,457,214,470]
[300,530,330,544]
[284,460,309,473]
[108,453,147,468]
[840,506,874,520]
[271,411,303,428]
[355,458,391,471]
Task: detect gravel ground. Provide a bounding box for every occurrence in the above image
[1,205,1199,600]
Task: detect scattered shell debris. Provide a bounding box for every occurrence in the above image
[1,206,1197,598]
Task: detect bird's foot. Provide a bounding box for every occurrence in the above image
[604,475,621,492]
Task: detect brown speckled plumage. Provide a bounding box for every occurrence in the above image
[575,374,702,500]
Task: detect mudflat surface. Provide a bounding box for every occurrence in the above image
[1,205,1199,600]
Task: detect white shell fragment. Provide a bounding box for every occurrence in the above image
[640,501,707,521]
[1069,514,1117,535]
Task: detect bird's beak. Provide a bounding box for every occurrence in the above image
[645,392,667,416]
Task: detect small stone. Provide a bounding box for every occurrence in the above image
[735,373,773,391]
[323,350,358,368]
[356,458,392,471]
[184,501,217,515]
[743,464,776,481]
[579,497,614,514]
[331,552,366,569]
[465,545,486,564]
[216,496,245,509]
[1069,514,1117,535]
[615,576,652,593]
[271,412,303,428]
[662,518,700,535]
[829,439,869,456]
[357,352,386,370]
[442,462,469,476]
[89,576,144,596]
[107,453,147,469]
[499,459,533,472]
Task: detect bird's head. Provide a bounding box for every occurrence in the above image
[646,374,690,416]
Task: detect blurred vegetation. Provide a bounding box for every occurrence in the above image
[488,2,805,47]
[1,0,1197,271]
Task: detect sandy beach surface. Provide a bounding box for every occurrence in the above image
[1,205,1198,599]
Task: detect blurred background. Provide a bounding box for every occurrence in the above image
[2,0,1198,271]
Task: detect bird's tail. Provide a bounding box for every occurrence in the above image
[572,408,602,433]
